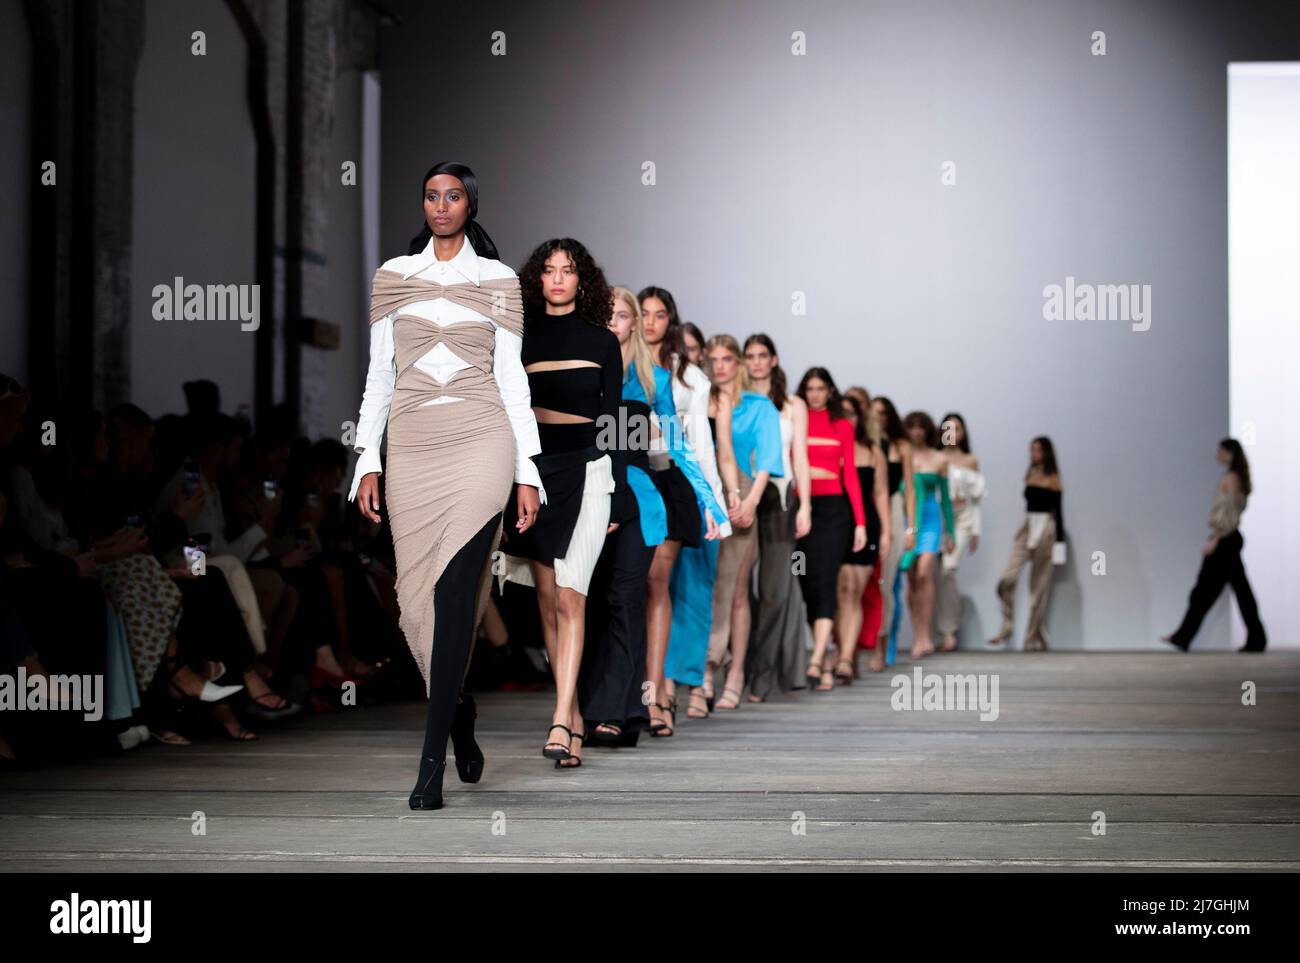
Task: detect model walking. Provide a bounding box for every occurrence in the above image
[796,368,867,691]
[580,288,723,747]
[640,288,731,722]
[1162,438,1266,651]
[705,335,783,710]
[989,436,1065,651]
[835,390,890,680]
[896,411,954,659]
[870,395,915,671]
[743,335,812,701]
[499,238,629,770]
[935,412,984,652]
[349,161,543,810]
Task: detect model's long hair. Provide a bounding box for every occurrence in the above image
[407,161,501,260]
[841,392,871,447]
[1026,435,1060,479]
[612,286,656,403]
[904,410,939,450]
[705,334,750,407]
[637,286,691,387]
[744,333,788,411]
[939,411,970,453]
[519,238,613,327]
[845,386,880,448]
[1219,437,1252,495]
[874,395,906,446]
[681,322,706,366]
[796,367,846,422]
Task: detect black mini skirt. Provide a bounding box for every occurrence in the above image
[649,461,702,548]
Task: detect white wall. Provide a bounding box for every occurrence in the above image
[376,0,1300,648]
[1228,62,1300,649]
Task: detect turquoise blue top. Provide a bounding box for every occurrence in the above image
[728,391,784,482]
[622,362,728,546]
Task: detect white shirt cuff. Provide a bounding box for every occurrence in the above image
[348,446,383,503]
[514,457,547,505]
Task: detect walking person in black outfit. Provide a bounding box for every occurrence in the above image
[1163,438,1266,652]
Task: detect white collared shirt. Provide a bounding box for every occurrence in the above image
[347,234,546,503]
[658,355,731,538]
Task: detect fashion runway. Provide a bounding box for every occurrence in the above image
[2,653,1297,872]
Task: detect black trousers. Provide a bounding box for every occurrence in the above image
[418,512,501,766]
[1170,530,1266,649]
[174,568,256,678]
[580,515,656,727]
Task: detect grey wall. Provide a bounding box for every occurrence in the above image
[130,0,256,420]
[376,0,1299,649]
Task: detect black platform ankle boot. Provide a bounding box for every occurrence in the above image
[449,691,485,783]
[408,756,446,810]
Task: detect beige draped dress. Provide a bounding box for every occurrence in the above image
[367,268,524,686]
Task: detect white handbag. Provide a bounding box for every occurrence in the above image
[1052,540,1067,566]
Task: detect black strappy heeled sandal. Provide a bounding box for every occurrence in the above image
[542,723,572,761]
[648,701,675,737]
[556,730,585,769]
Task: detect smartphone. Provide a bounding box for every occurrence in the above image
[125,514,141,528]
[183,460,200,495]
[305,485,319,509]
[263,478,278,500]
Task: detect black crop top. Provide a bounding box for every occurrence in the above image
[882,437,903,494]
[1023,484,1065,541]
[521,308,630,522]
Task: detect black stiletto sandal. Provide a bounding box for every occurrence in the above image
[556,730,585,769]
[648,702,675,737]
[543,723,572,761]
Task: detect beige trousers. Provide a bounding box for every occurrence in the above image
[995,515,1056,642]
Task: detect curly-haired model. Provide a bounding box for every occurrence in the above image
[519,238,614,326]
[501,236,630,770]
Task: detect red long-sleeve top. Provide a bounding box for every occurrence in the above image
[806,405,865,525]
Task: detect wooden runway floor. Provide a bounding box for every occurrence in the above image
[2,653,1297,872]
